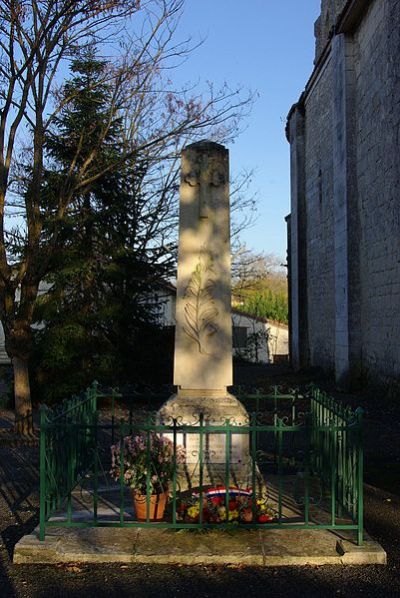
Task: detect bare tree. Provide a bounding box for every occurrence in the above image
[0,0,253,432]
[232,244,285,294]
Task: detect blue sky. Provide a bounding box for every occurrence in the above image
[174,0,321,260]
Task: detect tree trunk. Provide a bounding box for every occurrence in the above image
[13,356,33,435]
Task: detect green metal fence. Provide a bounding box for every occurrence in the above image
[39,384,363,545]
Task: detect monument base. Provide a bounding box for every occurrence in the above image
[158,390,249,426]
[158,392,264,493]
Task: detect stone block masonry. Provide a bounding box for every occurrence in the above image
[286,0,400,387]
[303,56,335,372]
[354,0,400,386]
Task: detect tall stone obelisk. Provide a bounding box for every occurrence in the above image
[159,141,248,482]
[174,141,233,394]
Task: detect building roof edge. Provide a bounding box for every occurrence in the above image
[232,307,288,329]
[285,0,374,136]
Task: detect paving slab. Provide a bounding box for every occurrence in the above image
[14,527,139,564]
[133,528,264,565]
[14,526,386,566]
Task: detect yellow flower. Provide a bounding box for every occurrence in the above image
[228,510,239,521]
[187,505,200,518]
[217,506,227,521]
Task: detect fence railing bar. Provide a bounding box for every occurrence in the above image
[119,423,125,525]
[278,418,283,522]
[39,406,47,541]
[251,412,257,522]
[199,413,204,526]
[225,419,231,519]
[356,408,364,546]
[172,419,177,525]
[93,411,99,524]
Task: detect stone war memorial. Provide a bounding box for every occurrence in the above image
[159,140,250,485]
[13,139,385,566]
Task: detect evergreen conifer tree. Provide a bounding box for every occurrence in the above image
[33,49,174,402]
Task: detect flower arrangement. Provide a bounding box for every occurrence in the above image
[177,486,276,524]
[110,432,185,495]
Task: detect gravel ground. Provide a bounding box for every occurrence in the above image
[1,366,400,597]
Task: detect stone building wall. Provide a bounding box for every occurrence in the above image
[354,0,400,384]
[314,0,349,62]
[287,0,400,387]
[304,59,336,371]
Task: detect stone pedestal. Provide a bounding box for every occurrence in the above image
[159,391,254,489]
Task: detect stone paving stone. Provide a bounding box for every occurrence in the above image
[133,528,264,565]
[259,528,349,566]
[14,527,139,564]
[336,537,387,565]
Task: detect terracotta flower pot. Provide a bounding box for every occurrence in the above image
[133,491,168,521]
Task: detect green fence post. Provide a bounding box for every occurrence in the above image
[146,414,151,523]
[199,414,204,526]
[39,406,47,541]
[251,411,257,522]
[330,420,336,527]
[172,418,177,525]
[277,417,283,522]
[273,410,278,465]
[304,413,310,526]
[335,415,346,518]
[67,416,73,523]
[111,388,116,444]
[119,420,125,525]
[356,408,364,545]
[291,396,296,426]
[225,419,231,520]
[92,380,99,412]
[273,385,278,413]
[93,409,98,524]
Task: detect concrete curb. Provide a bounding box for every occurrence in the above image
[14,527,387,566]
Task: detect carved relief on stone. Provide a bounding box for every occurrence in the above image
[183,247,219,355]
[183,153,227,218]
